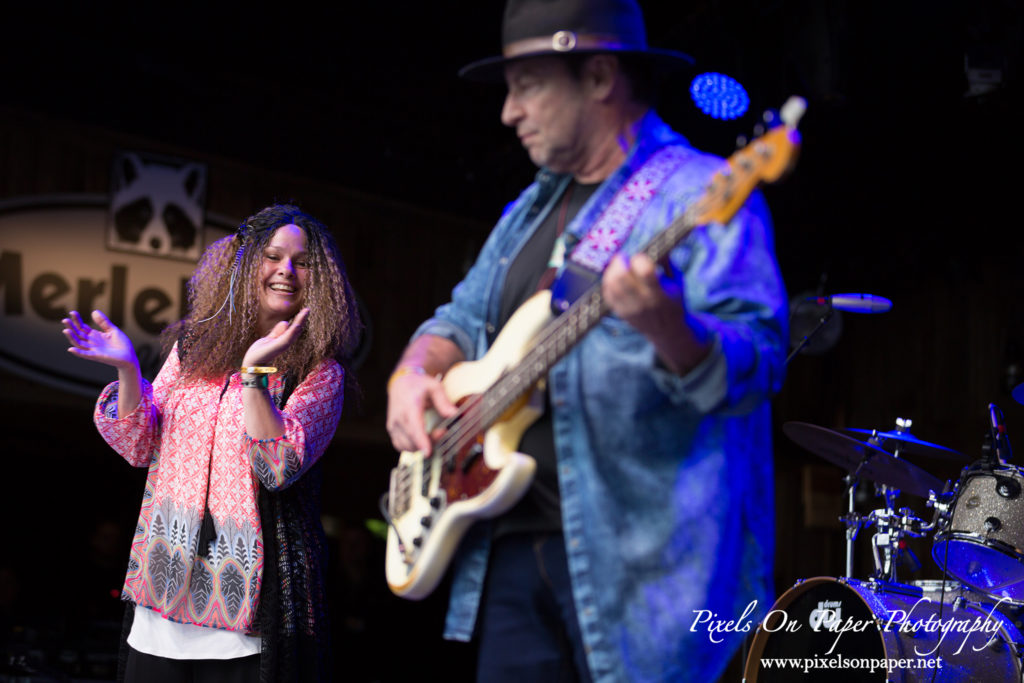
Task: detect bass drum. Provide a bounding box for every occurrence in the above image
[743,577,1023,682]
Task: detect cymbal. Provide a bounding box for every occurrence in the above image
[842,428,965,461]
[783,422,945,498]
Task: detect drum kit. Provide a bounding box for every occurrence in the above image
[744,403,1024,682]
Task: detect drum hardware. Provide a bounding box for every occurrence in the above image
[840,489,933,585]
[987,402,1013,466]
[784,421,947,580]
[864,505,931,584]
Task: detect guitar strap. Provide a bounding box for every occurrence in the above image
[549,145,688,312]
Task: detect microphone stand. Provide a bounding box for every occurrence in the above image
[786,302,834,366]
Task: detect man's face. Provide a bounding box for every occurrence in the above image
[501,56,593,173]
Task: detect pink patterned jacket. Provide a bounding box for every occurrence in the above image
[94,346,344,632]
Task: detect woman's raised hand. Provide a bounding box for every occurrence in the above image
[62,310,139,370]
[242,308,310,367]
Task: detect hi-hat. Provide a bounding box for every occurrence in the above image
[842,428,965,461]
[783,422,944,498]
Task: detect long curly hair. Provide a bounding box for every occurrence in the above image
[162,204,362,385]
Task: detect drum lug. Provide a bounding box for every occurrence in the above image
[987,633,1009,652]
[996,476,1022,499]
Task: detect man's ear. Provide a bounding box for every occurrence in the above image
[582,54,620,101]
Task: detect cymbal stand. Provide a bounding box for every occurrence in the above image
[840,474,862,577]
[839,454,875,577]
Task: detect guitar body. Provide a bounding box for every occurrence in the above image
[385,291,553,599]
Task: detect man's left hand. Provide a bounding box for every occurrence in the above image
[602,253,710,375]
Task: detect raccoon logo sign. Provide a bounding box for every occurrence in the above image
[106,151,207,262]
[0,194,230,396]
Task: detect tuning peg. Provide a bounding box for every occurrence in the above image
[780,96,808,128]
[762,109,777,125]
[736,134,749,148]
[752,123,766,137]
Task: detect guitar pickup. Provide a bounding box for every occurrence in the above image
[461,443,483,473]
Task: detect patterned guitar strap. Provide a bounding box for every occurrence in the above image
[550,145,688,311]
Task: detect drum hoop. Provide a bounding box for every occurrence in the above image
[933,532,1024,561]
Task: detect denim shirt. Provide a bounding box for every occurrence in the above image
[413,111,787,682]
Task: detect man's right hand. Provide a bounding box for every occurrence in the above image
[386,370,458,454]
[385,335,465,454]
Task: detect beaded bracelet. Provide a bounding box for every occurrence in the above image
[243,431,284,444]
[387,365,426,393]
[240,366,277,374]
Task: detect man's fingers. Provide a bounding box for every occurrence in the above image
[629,253,657,279]
[428,382,457,418]
[397,409,432,455]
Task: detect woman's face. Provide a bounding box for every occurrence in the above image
[257,224,309,334]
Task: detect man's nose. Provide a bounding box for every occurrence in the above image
[500,93,522,127]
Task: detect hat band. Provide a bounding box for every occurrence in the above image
[502,32,639,59]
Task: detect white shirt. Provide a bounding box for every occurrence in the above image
[128,606,261,659]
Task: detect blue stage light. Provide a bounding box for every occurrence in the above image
[689,72,750,120]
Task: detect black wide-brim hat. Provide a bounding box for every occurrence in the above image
[459,0,694,82]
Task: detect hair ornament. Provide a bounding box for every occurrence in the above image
[196,224,250,324]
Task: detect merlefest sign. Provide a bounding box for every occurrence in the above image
[1,152,232,395]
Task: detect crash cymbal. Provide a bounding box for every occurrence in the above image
[783,422,944,498]
[842,428,965,461]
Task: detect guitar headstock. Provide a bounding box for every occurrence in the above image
[692,96,806,226]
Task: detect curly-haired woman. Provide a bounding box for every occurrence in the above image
[62,204,361,682]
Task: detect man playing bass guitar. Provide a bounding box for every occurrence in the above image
[386,1,789,680]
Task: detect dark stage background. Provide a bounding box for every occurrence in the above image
[1,2,1022,681]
